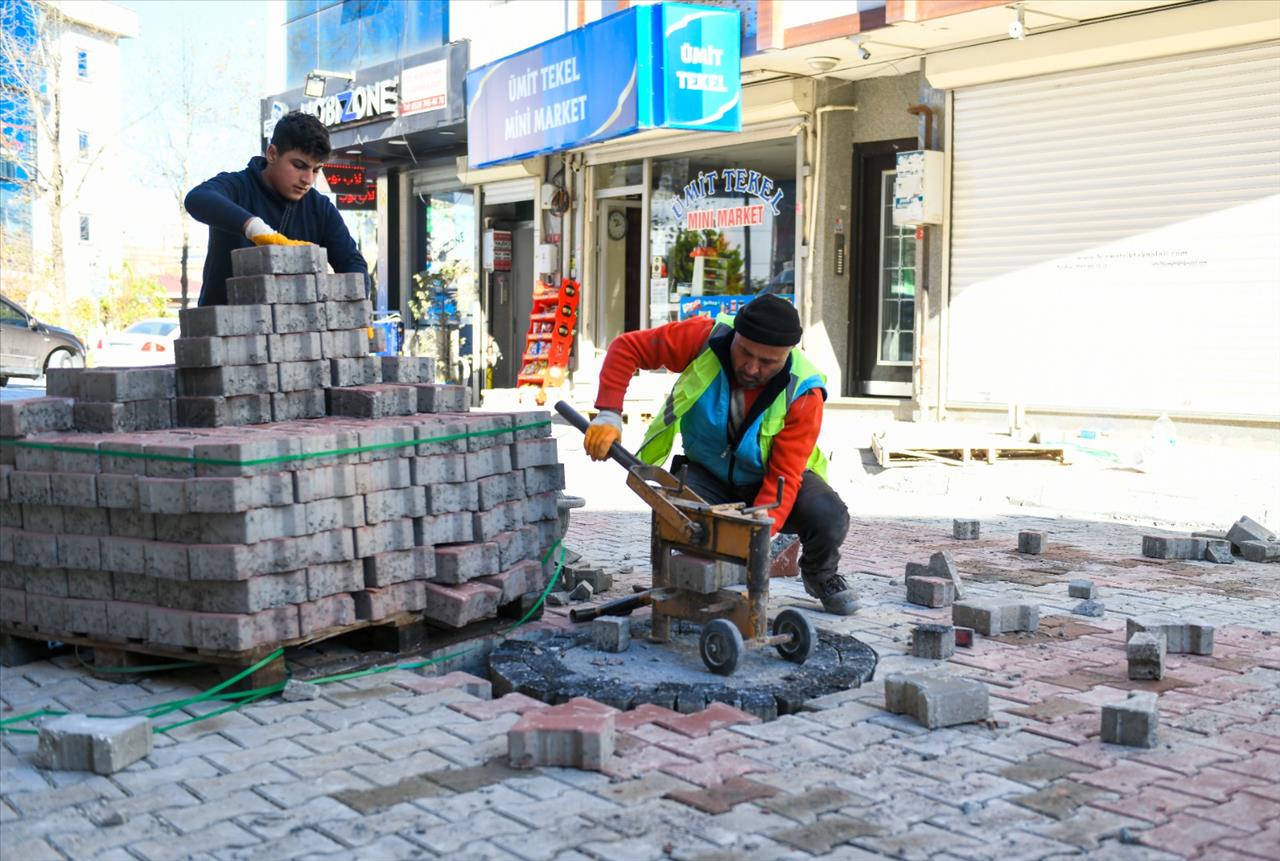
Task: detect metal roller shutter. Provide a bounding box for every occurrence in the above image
[949,42,1280,419]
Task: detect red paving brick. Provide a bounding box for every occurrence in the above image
[655,729,762,761]
[1217,820,1280,859]
[1076,761,1182,795]
[663,776,779,815]
[1193,792,1280,833]
[1138,813,1249,857]
[449,692,547,720]
[1217,750,1280,780]
[1046,741,1124,770]
[652,702,759,737]
[660,753,773,788]
[1132,742,1242,776]
[614,703,682,731]
[1157,766,1269,803]
[508,700,617,771]
[1089,785,1213,824]
[602,744,698,780]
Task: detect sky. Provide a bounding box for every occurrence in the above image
[116,1,272,257]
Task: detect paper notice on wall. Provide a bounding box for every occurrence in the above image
[401,60,448,116]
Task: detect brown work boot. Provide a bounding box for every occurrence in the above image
[802,571,860,616]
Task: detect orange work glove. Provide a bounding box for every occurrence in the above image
[584,410,623,461]
[251,233,313,247]
[244,216,312,247]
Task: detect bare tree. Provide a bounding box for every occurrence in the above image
[0,0,68,305]
[153,31,254,309]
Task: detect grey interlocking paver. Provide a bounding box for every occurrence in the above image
[146,732,244,769]
[183,762,296,802]
[48,811,176,858]
[215,826,347,860]
[403,808,529,854]
[491,813,622,861]
[349,748,453,785]
[128,819,260,861]
[409,782,530,822]
[5,774,126,816]
[253,767,376,809]
[158,788,279,834]
[7,837,63,861]
[111,755,223,795]
[313,800,444,847]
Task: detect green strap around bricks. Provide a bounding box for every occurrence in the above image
[0,541,566,737]
[0,418,553,467]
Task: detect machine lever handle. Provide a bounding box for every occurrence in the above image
[555,401,642,470]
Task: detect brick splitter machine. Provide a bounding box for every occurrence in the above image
[555,401,817,676]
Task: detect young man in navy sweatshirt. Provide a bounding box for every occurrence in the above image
[186,111,370,306]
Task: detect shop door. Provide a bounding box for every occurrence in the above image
[489,222,535,388]
[595,200,642,344]
[850,139,917,397]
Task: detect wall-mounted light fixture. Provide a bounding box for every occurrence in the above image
[304,69,357,98]
[806,56,840,74]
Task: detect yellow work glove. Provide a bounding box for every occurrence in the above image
[251,233,313,247]
[244,216,312,247]
[584,410,623,461]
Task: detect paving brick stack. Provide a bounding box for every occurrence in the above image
[0,407,565,654]
[174,244,385,427]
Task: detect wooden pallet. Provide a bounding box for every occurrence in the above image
[871,433,1072,468]
[1,611,427,689]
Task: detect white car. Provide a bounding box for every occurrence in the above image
[92,318,181,367]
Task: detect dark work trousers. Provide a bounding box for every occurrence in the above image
[675,459,850,579]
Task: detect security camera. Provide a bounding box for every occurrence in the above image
[857,45,871,61]
[1009,8,1026,39]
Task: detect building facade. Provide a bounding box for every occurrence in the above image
[266,0,1279,431]
[0,0,137,314]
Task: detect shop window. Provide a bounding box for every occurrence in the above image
[315,4,359,80]
[285,16,319,90]
[79,214,90,242]
[76,49,89,79]
[285,0,318,22]
[650,139,797,324]
[78,130,89,158]
[878,171,915,364]
[409,189,477,381]
[594,162,642,191]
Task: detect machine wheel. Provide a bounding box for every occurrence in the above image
[699,619,743,676]
[772,608,816,664]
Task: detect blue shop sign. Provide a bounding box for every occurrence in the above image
[466,2,741,168]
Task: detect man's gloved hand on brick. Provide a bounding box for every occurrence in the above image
[584,410,623,461]
[243,216,314,247]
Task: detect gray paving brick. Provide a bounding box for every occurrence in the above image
[183,762,297,802]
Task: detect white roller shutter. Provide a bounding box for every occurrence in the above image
[480,178,537,205]
[949,42,1280,419]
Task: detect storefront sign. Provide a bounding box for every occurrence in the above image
[658,4,741,130]
[401,60,448,116]
[679,293,794,321]
[303,77,399,129]
[670,168,785,221]
[336,185,377,210]
[466,2,741,168]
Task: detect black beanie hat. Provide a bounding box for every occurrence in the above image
[733,294,802,347]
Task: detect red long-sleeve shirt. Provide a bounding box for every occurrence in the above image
[595,316,823,534]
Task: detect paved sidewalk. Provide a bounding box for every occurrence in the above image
[2,417,1279,860]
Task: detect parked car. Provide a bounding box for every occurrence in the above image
[0,293,86,386]
[92,318,180,367]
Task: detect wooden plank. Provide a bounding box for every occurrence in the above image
[870,434,1070,468]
